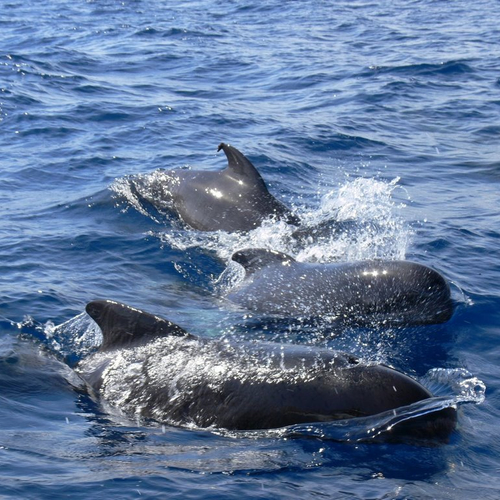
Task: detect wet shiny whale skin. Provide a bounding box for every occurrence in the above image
[148,143,299,232]
[227,248,454,325]
[77,299,456,439]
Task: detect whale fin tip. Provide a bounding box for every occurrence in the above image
[217,142,264,181]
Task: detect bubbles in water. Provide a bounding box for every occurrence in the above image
[158,218,296,261]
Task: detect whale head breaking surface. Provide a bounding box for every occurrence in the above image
[76,300,456,440]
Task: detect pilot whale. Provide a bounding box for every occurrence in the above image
[226,249,454,325]
[77,300,455,440]
[140,143,298,232]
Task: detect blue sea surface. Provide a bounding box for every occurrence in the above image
[1,0,499,498]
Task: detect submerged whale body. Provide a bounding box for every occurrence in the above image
[77,300,455,440]
[227,249,454,325]
[144,143,298,232]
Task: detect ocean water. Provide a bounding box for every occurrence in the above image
[1,0,499,498]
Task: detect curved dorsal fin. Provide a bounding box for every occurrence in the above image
[217,143,266,183]
[231,248,295,276]
[86,300,190,352]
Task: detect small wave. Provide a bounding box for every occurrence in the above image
[280,397,456,443]
[364,60,475,79]
[135,26,225,40]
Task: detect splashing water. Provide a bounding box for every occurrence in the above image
[296,176,411,263]
[170,177,408,264]
[113,172,412,294]
[43,313,102,362]
[421,367,486,404]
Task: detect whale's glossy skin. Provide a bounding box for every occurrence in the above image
[227,249,454,325]
[77,300,455,439]
[155,143,298,232]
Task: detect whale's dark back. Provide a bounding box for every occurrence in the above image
[165,143,299,231]
[80,300,456,441]
[228,254,453,325]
